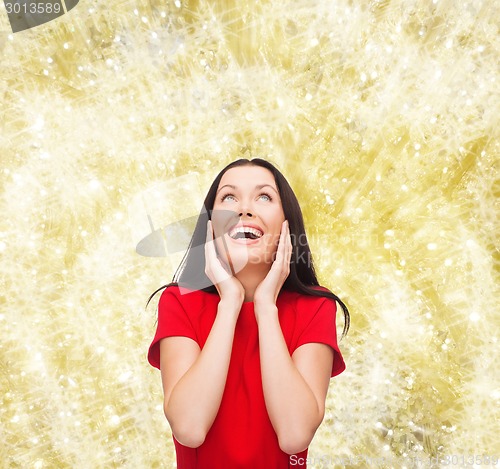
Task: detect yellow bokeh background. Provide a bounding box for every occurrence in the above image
[0,0,498,467]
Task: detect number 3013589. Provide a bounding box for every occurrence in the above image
[4,2,62,14]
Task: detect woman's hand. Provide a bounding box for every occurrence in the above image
[204,220,245,308]
[254,220,292,311]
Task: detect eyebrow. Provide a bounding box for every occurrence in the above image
[216,184,279,195]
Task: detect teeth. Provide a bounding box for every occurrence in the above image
[229,226,263,239]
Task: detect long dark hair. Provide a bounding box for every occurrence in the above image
[146,158,350,338]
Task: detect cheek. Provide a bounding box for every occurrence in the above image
[265,232,281,251]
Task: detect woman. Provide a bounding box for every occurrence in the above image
[146,158,350,468]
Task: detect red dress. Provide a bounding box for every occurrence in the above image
[147,285,346,469]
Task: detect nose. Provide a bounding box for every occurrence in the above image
[237,199,254,218]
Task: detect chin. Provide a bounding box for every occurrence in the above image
[246,250,276,266]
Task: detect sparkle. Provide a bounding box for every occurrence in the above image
[89,179,101,190]
[469,312,480,322]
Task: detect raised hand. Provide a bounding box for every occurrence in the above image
[253,220,292,309]
[204,220,245,307]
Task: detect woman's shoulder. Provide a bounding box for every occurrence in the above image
[278,287,337,329]
[281,285,334,308]
[159,283,218,311]
[293,284,333,297]
[309,285,331,293]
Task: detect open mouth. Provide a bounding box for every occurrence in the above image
[227,225,264,241]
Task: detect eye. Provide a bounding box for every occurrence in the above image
[220,193,236,202]
[219,192,273,203]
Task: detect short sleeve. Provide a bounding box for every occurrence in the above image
[295,297,346,377]
[147,286,198,370]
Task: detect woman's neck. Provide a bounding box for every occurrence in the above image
[234,263,271,303]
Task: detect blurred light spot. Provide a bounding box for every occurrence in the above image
[469,312,480,322]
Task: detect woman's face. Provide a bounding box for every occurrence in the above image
[211,165,286,273]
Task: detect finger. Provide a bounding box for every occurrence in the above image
[286,220,292,268]
[276,220,290,273]
[205,220,213,250]
[281,220,289,259]
[205,221,219,270]
[274,220,287,265]
[206,220,213,243]
[283,220,291,266]
[206,220,232,283]
[207,222,221,265]
[205,220,214,267]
